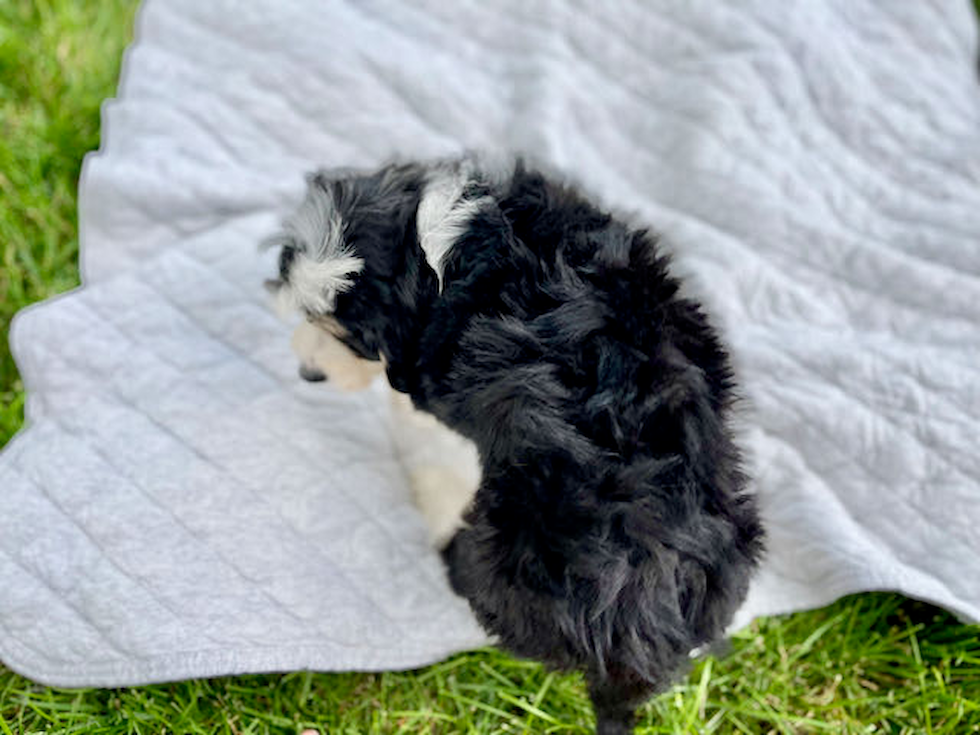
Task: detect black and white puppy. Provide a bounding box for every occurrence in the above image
[267,156,764,735]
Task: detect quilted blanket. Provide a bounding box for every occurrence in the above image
[1,0,978,687]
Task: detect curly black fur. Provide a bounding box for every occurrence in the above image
[272,158,764,734]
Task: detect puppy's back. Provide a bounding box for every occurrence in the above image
[433,163,763,733]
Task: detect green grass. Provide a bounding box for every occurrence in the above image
[0,0,138,439]
[1,2,979,733]
[1,596,979,734]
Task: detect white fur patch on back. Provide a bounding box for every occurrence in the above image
[416,163,491,290]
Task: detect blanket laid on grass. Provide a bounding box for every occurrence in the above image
[2,0,978,687]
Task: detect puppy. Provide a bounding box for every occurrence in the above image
[267,157,764,734]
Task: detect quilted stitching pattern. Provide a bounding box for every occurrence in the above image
[3,238,487,685]
[1,0,978,686]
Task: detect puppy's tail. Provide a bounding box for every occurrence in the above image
[588,668,658,735]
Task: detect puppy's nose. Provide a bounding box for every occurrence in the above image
[298,364,327,382]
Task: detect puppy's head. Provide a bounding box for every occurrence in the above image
[266,163,427,390]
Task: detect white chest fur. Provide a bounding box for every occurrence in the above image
[387,390,481,549]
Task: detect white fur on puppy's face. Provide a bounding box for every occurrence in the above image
[291,320,383,391]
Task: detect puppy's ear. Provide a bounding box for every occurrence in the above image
[312,163,428,284]
[264,175,366,316]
